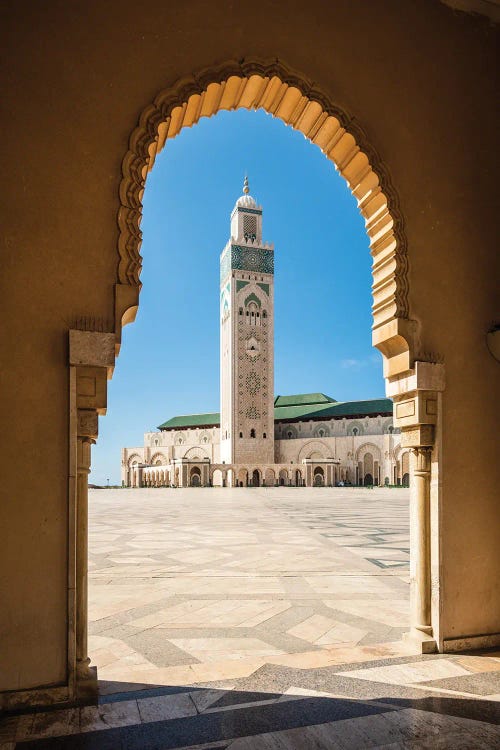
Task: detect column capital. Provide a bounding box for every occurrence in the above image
[76,434,94,474]
[401,424,435,448]
[411,446,432,474]
[387,361,444,447]
[77,409,98,440]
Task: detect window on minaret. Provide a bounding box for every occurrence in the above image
[250,429,256,438]
[243,215,257,241]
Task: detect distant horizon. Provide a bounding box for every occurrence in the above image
[90,109,385,485]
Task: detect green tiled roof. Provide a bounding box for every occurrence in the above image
[274,398,393,422]
[273,393,336,407]
[158,413,220,430]
[158,395,393,430]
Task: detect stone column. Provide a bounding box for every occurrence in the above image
[387,361,445,653]
[75,431,95,687]
[69,330,115,699]
[410,446,432,638]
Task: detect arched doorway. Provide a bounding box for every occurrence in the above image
[251,469,260,487]
[74,60,444,699]
[313,466,324,486]
[295,469,302,487]
[190,467,201,487]
[278,468,288,486]
[363,452,374,486]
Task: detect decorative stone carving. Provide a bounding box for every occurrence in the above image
[389,362,445,448]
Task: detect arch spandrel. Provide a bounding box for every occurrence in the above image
[116,58,414,375]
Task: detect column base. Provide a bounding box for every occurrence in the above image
[76,665,98,702]
[403,628,438,654]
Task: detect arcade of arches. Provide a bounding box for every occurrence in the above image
[127,433,412,489]
[1,0,498,713]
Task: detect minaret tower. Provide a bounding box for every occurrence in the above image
[220,177,275,466]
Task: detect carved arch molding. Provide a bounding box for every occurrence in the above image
[355,442,382,462]
[117,58,416,376]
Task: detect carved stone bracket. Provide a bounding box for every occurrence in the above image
[387,361,445,447]
[70,330,116,377]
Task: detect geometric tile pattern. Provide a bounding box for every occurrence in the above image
[87,487,411,688]
[3,489,498,748]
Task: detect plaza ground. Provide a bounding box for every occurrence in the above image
[3,488,498,748]
[88,487,411,683]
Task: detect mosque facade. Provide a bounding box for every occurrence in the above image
[121,180,406,488]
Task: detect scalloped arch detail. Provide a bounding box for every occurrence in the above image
[355,442,382,462]
[150,452,167,466]
[127,453,142,467]
[298,440,331,461]
[117,57,414,372]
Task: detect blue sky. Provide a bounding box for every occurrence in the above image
[90,109,384,484]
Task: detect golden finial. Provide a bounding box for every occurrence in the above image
[243,175,249,194]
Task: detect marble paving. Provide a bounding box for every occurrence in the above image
[2,488,499,748]
[87,486,412,689]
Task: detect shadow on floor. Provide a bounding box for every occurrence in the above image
[8,678,500,749]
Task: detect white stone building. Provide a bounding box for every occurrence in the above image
[122,180,406,488]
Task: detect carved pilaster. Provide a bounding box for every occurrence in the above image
[75,434,94,684]
[387,362,444,653]
[68,330,114,699]
[409,447,433,642]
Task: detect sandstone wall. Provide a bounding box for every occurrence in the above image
[1,0,498,695]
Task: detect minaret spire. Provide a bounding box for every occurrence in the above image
[220,176,275,467]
